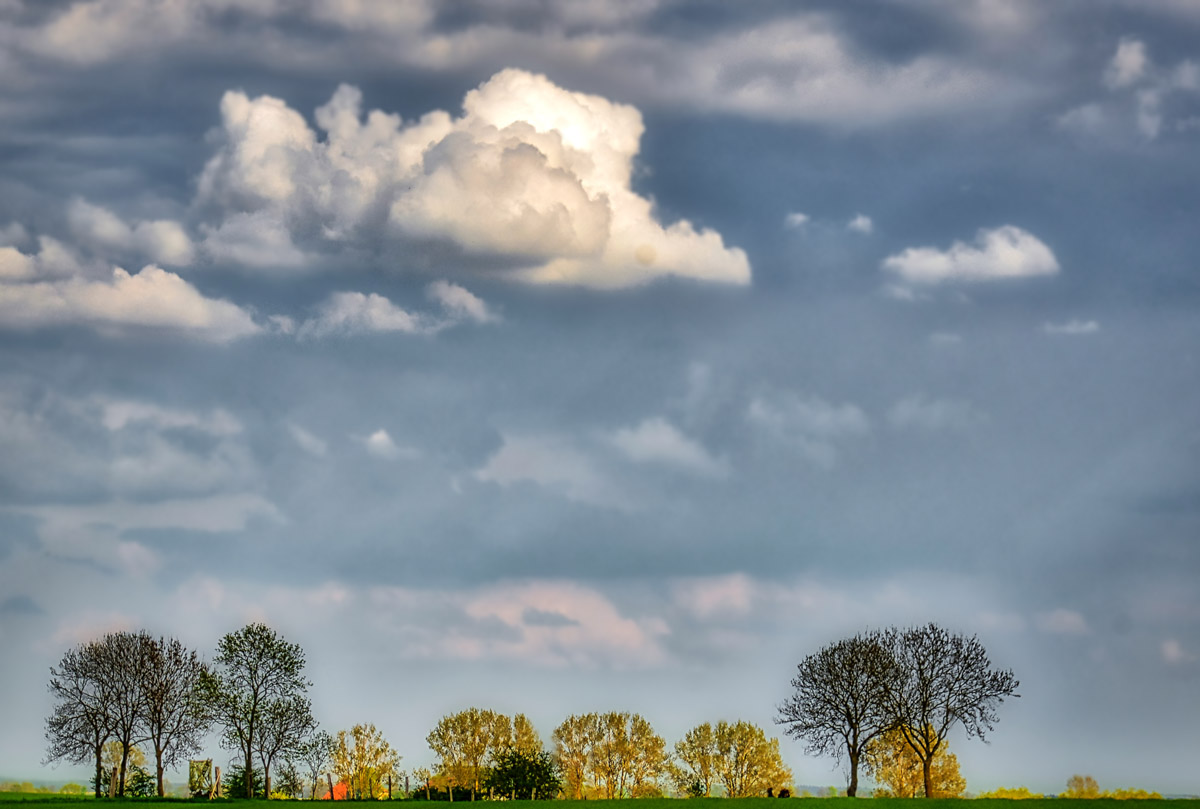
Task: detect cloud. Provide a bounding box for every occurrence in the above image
[362,428,417,460]
[67,198,194,266]
[474,433,630,509]
[888,395,987,432]
[298,282,496,338]
[747,392,870,466]
[288,423,328,458]
[1161,638,1195,664]
[1043,319,1100,335]
[1061,37,1200,141]
[881,225,1059,284]
[365,579,669,668]
[195,71,750,288]
[847,214,873,234]
[426,280,498,324]
[1105,37,1150,89]
[608,417,728,478]
[783,212,809,229]
[300,292,435,338]
[0,263,261,341]
[97,399,241,435]
[1035,608,1090,635]
[0,236,86,281]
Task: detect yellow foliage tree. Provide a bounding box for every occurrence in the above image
[552,714,598,800]
[331,723,401,800]
[713,720,793,798]
[672,722,718,797]
[1063,774,1101,799]
[427,708,511,800]
[865,727,965,798]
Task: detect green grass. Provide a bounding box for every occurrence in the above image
[1,799,1198,808]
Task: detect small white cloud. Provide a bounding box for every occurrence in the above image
[1104,37,1150,89]
[362,429,417,460]
[1161,638,1195,664]
[1173,60,1200,91]
[288,423,327,458]
[783,212,809,229]
[427,280,498,324]
[1035,608,1090,635]
[1055,102,1110,136]
[301,291,434,338]
[475,433,629,509]
[928,332,963,346]
[747,392,869,466]
[1043,319,1100,336]
[882,225,1059,284]
[847,214,874,234]
[888,395,987,432]
[609,417,728,478]
[98,399,241,435]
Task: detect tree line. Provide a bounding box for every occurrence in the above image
[46,621,1021,800]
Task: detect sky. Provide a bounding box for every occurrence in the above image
[0,0,1198,797]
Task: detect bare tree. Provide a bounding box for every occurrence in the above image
[886,624,1019,797]
[44,642,114,797]
[776,630,899,797]
[140,636,210,796]
[91,632,154,796]
[202,623,311,799]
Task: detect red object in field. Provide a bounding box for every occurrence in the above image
[321,782,349,800]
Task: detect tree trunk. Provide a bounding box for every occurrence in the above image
[847,750,859,798]
[922,756,933,798]
[246,751,255,798]
[119,745,129,796]
[157,762,165,798]
[93,745,104,799]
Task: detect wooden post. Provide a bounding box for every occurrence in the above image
[212,767,222,800]
[108,766,118,798]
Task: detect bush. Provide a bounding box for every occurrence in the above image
[977,786,1043,799]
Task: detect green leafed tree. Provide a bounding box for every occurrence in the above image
[139,636,210,796]
[485,749,561,800]
[201,623,312,799]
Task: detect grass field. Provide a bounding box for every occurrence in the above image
[2,798,1200,808]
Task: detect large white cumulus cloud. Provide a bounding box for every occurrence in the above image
[197,69,750,288]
